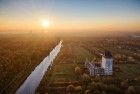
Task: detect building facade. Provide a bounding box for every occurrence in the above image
[85,51,113,76]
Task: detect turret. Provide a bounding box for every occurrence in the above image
[101,51,113,75]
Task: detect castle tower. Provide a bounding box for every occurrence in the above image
[101,51,113,75]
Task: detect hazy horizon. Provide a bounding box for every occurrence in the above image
[0,0,140,32]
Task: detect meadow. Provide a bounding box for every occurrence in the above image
[37,35,140,94]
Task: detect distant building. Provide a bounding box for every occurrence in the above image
[85,51,113,76]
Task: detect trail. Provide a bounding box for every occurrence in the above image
[16,40,63,94]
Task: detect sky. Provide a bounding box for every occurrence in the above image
[0,0,140,31]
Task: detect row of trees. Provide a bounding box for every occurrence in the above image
[66,66,139,94]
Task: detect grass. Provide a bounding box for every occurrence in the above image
[73,45,93,63]
[50,63,76,82]
[37,38,94,93]
[115,63,140,79]
[49,40,93,82]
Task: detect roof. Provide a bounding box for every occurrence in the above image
[103,51,112,58]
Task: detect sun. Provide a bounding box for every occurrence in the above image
[41,19,49,28]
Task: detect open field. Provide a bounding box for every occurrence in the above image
[37,38,93,93]
[37,35,140,94]
[49,40,93,82]
[115,64,140,79]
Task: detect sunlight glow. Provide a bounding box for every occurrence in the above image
[42,19,49,28]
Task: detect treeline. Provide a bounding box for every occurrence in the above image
[0,34,58,94]
[66,66,140,94]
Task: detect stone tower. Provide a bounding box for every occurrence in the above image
[101,51,113,75]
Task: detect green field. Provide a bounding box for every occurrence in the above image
[37,37,140,94]
[50,63,76,82]
[115,63,140,79]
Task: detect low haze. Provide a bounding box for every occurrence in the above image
[0,1,140,94]
[0,0,140,31]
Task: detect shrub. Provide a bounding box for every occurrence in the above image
[82,73,91,84]
[75,66,82,75]
[94,76,101,82]
[125,86,136,94]
[93,90,101,94]
[66,84,75,93]
[75,86,82,92]
[106,84,121,94]
[121,81,129,89]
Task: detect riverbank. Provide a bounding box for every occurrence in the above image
[16,40,63,94]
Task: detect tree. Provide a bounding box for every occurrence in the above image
[81,73,91,93]
[85,90,91,94]
[102,77,114,85]
[75,86,82,92]
[106,84,121,94]
[94,76,101,82]
[93,90,101,94]
[95,82,106,91]
[101,91,106,94]
[82,73,91,84]
[66,84,75,93]
[125,86,136,94]
[75,66,82,75]
[88,82,106,93]
[121,81,129,89]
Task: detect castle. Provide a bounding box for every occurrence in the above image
[85,51,113,76]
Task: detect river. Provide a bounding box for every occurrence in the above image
[16,40,63,94]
